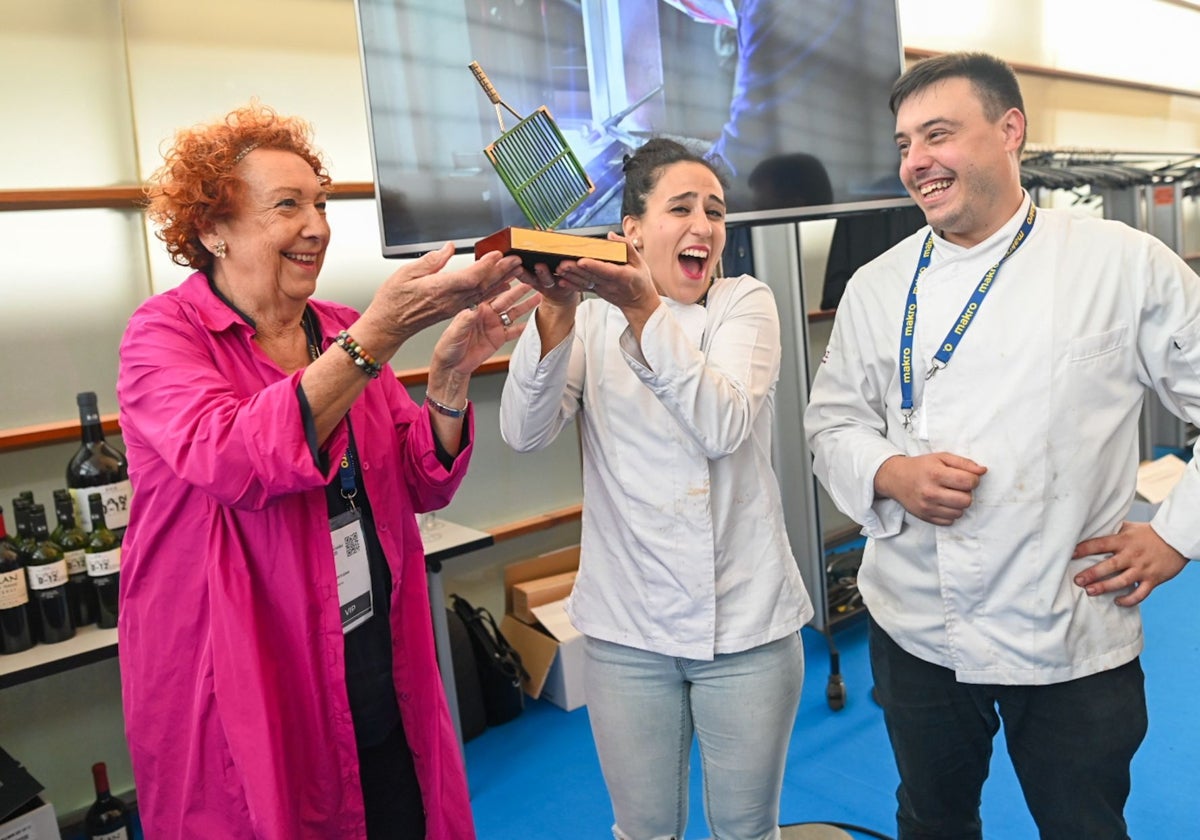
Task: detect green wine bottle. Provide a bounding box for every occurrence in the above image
[85,494,121,630]
[52,490,97,627]
[25,503,75,644]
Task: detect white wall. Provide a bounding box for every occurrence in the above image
[3,0,1200,817]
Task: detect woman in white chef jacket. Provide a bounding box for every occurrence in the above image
[500,137,813,840]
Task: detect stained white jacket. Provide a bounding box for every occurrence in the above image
[501,275,812,659]
[805,195,1200,684]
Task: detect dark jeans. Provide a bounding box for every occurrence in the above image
[868,616,1147,840]
[358,721,426,839]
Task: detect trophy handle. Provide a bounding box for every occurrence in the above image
[468,61,502,105]
[469,60,523,131]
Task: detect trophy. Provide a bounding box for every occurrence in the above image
[469,61,627,271]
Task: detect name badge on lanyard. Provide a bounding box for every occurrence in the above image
[330,447,372,634]
[898,203,1036,434]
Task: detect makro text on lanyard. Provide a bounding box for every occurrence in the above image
[899,203,1037,431]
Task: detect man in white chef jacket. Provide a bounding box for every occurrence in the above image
[805,51,1200,840]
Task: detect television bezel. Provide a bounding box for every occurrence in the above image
[353,0,914,259]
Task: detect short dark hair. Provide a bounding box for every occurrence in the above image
[890,52,1026,146]
[620,138,728,218]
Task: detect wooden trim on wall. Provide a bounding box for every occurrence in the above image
[904,47,1200,102]
[486,503,583,543]
[1159,0,1200,13]
[394,354,511,387]
[0,415,123,453]
[0,352,511,453]
[0,181,376,212]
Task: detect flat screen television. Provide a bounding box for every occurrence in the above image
[355,0,910,258]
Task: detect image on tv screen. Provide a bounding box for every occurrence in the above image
[357,0,909,257]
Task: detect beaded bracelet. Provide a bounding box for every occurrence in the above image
[425,394,468,419]
[334,330,382,379]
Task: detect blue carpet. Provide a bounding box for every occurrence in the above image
[466,565,1200,838]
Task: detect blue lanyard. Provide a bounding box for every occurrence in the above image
[338,446,358,508]
[899,203,1037,430]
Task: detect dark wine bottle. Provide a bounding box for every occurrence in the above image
[86,494,121,630]
[0,505,35,655]
[84,762,131,840]
[52,490,97,627]
[68,392,132,541]
[11,504,42,645]
[24,504,75,644]
[10,494,34,543]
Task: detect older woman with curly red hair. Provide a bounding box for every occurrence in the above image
[116,103,535,840]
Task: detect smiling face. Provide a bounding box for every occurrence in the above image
[206,148,330,316]
[894,76,1025,248]
[623,160,726,304]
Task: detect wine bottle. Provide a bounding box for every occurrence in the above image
[11,504,42,645]
[0,505,35,655]
[68,392,133,540]
[10,494,34,543]
[24,504,76,644]
[84,762,131,840]
[86,494,121,630]
[52,490,97,627]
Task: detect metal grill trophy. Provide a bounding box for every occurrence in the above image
[469,61,627,270]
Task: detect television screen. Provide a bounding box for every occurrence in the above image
[356,0,909,258]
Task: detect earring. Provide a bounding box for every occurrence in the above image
[632,238,641,250]
[212,240,227,259]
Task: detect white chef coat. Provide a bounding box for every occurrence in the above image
[805,193,1200,684]
[501,275,812,659]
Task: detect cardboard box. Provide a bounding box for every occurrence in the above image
[1135,454,1186,506]
[500,546,587,712]
[0,800,59,840]
[0,747,60,840]
[1129,454,1186,522]
[511,570,577,623]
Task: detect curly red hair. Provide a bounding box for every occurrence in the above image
[144,103,332,272]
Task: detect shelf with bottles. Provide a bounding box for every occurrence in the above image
[0,623,118,688]
[1,396,129,686]
[1,496,124,688]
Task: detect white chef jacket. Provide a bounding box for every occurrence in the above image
[805,193,1200,684]
[501,275,813,659]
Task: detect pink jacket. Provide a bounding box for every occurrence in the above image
[116,273,475,839]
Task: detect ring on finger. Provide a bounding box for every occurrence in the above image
[585,281,596,290]
[499,310,513,328]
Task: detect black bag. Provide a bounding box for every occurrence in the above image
[450,594,528,726]
[444,607,487,742]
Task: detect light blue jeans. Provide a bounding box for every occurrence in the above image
[583,632,805,840]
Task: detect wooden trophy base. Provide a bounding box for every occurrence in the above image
[474,227,627,272]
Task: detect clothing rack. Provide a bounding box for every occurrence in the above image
[1022,145,1200,461]
[1020,146,1200,192]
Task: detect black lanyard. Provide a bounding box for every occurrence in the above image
[303,308,359,509]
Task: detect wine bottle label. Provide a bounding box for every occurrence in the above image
[87,548,122,577]
[27,559,70,590]
[64,548,88,576]
[71,480,134,533]
[0,569,30,609]
[92,829,128,840]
